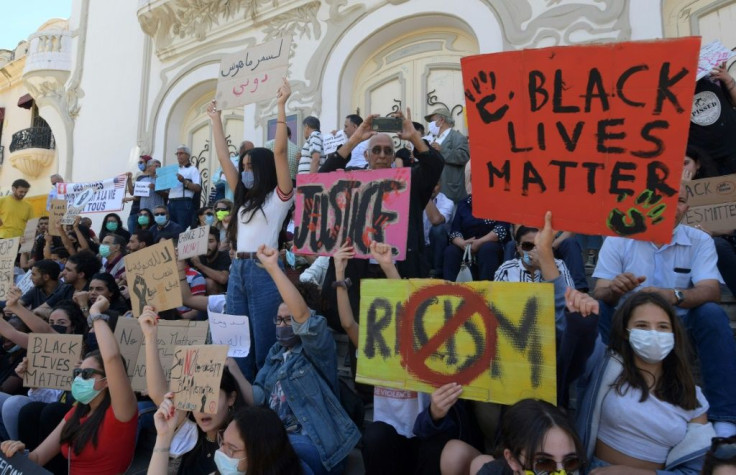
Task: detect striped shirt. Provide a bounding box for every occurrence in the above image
[298,130,324,174]
[494,257,575,288]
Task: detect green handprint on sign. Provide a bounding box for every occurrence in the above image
[607,189,667,236]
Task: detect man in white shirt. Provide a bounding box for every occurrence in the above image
[298,116,324,174]
[343,114,370,169]
[423,183,454,277]
[168,144,202,228]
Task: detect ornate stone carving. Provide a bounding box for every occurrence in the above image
[488,0,631,49]
[9,149,55,178]
[263,2,322,41]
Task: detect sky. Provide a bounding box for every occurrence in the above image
[0,0,72,51]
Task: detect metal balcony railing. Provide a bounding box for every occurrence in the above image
[9,127,55,153]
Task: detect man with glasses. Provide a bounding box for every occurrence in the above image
[425,107,469,203]
[168,144,202,228]
[150,205,184,241]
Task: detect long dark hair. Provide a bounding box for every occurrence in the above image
[60,350,111,455]
[138,208,154,230]
[52,300,87,336]
[232,406,302,475]
[500,399,584,470]
[686,144,718,179]
[608,292,699,409]
[227,147,278,246]
[89,272,123,303]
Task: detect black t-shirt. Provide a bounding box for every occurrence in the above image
[202,250,231,272]
[476,458,512,475]
[689,78,736,163]
[178,436,217,475]
[20,283,60,309]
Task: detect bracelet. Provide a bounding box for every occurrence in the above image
[152,447,170,453]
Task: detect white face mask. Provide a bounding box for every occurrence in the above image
[428,120,440,136]
[169,419,198,457]
[628,329,675,364]
[214,449,246,475]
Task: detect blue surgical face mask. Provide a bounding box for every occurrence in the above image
[99,244,111,258]
[138,162,146,172]
[71,375,103,405]
[154,215,168,226]
[204,215,215,226]
[285,249,296,268]
[241,170,255,189]
[214,449,245,475]
[522,251,532,266]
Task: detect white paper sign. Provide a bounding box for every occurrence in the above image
[56,175,127,214]
[207,311,251,358]
[698,40,736,80]
[134,181,150,197]
[16,270,33,294]
[177,225,210,260]
[323,130,347,155]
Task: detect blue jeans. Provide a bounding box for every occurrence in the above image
[227,258,283,382]
[127,212,138,234]
[426,225,448,275]
[598,300,736,422]
[555,237,588,291]
[289,433,344,475]
[443,241,503,281]
[168,199,195,229]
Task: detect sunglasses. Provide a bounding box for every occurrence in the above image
[215,208,229,212]
[711,436,736,460]
[73,368,106,380]
[273,315,293,325]
[204,213,214,217]
[154,212,167,217]
[371,146,394,156]
[520,242,536,252]
[527,455,583,474]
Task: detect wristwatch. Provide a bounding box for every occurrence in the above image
[332,278,352,290]
[673,289,685,306]
[87,313,110,328]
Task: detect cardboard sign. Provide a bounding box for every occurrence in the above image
[48,199,67,237]
[16,270,33,295]
[356,279,556,405]
[323,130,347,155]
[684,174,736,207]
[461,37,699,243]
[134,181,151,197]
[215,36,292,109]
[113,317,144,378]
[155,164,180,191]
[697,40,736,80]
[124,240,182,317]
[18,218,39,253]
[127,320,209,392]
[169,344,228,414]
[56,174,126,214]
[24,333,83,390]
[293,168,412,260]
[177,225,210,260]
[208,310,251,357]
[0,452,52,475]
[683,203,736,233]
[0,238,20,300]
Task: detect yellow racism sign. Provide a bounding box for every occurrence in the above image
[356,279,556,405]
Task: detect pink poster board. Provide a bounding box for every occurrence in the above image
[293,168,412,260]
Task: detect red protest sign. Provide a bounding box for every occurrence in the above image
[293,168,412,260]
[461,37,699,243]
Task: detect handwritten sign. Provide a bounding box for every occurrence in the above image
[697,40,736,81]
[134,181,151,197]
[126,320,209,392]
[16,270,33,295]
[461,38,699,243]
[0,452,52,475]
[356,279,556,405]
[124,240,182,317]
[323,131,347,155]
[293,168,412,260]
[177,225,210,260]
[61,186,96,225]
[683,174,736,232]
[215,36,292,109]
[0,238,20,300]
[48,199,67,237]
[155,164,180,191]
[18,218,39,253]
[113,318,144,378]
[24,333,83,390]
[56,174,126,214]
[170,345,228,414]
[208,310,251,357]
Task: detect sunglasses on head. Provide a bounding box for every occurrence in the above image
[73,368,106,380]
[526,455,582,474]
[371,146,394,156]
[520,242,536,252]
[711,436,736,461]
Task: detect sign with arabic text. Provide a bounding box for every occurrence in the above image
[124,240,182,317]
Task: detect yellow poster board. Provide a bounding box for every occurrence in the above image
[356,279,556,405]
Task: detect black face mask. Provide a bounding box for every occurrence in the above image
[51,324,69,334]
[85,332,99,352]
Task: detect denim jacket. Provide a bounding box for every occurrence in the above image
[252,312,361,470]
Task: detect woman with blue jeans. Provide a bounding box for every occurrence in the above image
[208,79,294,381]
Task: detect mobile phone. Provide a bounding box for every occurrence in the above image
[371,117,403,133]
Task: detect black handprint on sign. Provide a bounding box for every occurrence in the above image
[465,71,514,124]
[607,189,667,236]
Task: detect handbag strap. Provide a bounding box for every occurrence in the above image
[463,244,472,264]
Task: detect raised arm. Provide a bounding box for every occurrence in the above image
[5,287,53,334]
[535,211,560,282]
[333,242,359,347]
[274,78,293,195]
[256,244,309,323]
[90,296,137,422]
[369,240,401,279]
[0,317,29,348]
[139,307,168,406]
[207,102,239,192]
